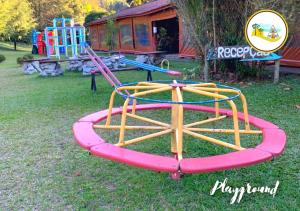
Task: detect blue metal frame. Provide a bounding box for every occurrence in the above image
[45,18,86,59]
[115,80,241,105]
[120,58,173,74]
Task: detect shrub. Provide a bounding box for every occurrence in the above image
[17,54,34,65]
[84,11,106,25]
[182,65,200,80]
[23,54,34,60]
[0,55,5,63]
[17,57,24,65]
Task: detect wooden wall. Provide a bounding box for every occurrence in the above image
[88,8,196,57]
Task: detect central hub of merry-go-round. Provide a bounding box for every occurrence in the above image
[73,80,286,179]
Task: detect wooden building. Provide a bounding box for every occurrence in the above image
[87,0,300,67]
[87,0,196,57]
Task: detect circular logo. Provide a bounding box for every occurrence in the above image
[245,10,288,53]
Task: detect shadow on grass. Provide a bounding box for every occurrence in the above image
[0,42,31,52]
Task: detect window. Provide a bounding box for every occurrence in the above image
[135,24,149,46]
[100,25,118,49]
[89,27,97,44]
[120,24,133,46]
[99,28,106,48]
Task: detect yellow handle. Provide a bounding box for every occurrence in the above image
[160,59,170,70]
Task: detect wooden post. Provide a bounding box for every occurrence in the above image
[274,60,280,84]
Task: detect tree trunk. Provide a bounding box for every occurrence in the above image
[203,45,209,82]
[203,57,209,82]
[14,40,17,51]
[274,60,280,83]
[212,0,217,74]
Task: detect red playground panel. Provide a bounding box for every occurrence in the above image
[73,122,105,150]
[180,148,272,174]
[91,143,179,173]
[256,128,286,156]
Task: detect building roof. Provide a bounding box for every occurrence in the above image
[88,0,173,26]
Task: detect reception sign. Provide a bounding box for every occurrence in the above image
[207,45,274,60]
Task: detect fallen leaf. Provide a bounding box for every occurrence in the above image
[296,105,300,109]
[74,171,81,176]
[280,83,289,87]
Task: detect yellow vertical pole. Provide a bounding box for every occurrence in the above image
[240,93,250,130]
[132,88,138,115]
[171,80,179,154]
[212,83,220,118]
[105,91,117,126]
[176,87,184,160]
[171,87,178,154]
[215,90,220,118]
[118,98,130,145]
[228,100,241,147]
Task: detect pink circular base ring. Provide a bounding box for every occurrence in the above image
[73,104,286,174]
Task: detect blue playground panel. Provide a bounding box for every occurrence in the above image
[45,18,86,59]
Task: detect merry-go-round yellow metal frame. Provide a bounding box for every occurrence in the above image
[93,80,263,161]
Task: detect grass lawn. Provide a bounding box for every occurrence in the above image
[0,42,299,210]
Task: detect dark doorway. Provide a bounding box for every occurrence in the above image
[153,17,179,53]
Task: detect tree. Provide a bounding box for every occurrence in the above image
[173,0,212,82]
[128,0,149,6]
[59,0,103,25]
[0,0,11,34]
[84,11,107,25]
[212,0,216,73]
[99,0,129,13]
[248,0,298,33]
[252,23,260,35]
[174,0,297,81]
[2,0,36,50]
[105,18,117,51]
[28,0,105,29]
[28,0,64,30]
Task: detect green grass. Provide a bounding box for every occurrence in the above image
[0,42,300,210]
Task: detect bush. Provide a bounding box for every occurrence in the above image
[23,54,34,60]
[0,55,5,63]
[17,57,24,65]
[84,11,106,25]
[17,54,34,65]
[182,65,200,80]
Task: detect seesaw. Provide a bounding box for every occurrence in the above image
[85,45,181,92]
[120,57,181,78]
[73,80,286,179]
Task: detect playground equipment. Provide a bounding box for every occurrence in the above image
[161,59,170,70]
[85,45,181,91]
[31,30,51,56]
[120,58,181,77]
[73,80,286,179]
[31,30,39,54]
[45,18,86,59]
